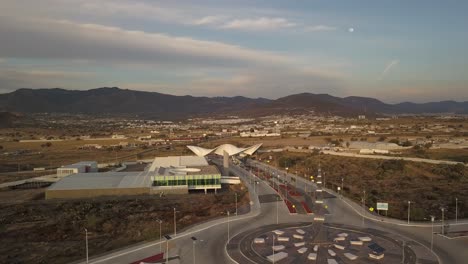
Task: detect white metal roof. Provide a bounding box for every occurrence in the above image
[48,171,152,190]
[148,156,208,172]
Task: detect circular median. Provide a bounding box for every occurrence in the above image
[227,222,417,264]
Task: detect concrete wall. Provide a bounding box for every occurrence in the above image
[151,186,188,195]
[45,187,150,199]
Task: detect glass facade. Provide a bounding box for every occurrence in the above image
[152,174,221,188]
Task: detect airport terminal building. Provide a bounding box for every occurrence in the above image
[46,144,260,199]
[46,156,222,199]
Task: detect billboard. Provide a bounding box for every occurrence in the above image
[376,202,389,211]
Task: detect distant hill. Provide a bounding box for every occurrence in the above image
[0,87,467,118]
[0,87,269,119]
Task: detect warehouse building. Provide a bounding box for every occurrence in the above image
[46,156,221,199]
[56,161,98,177]
[46,171,152,199]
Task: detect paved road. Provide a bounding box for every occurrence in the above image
[80,159,314,264]
[251,160,468,264]
[322,150,467,166]
[80,160,467,264]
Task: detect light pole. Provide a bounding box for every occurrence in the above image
[235,192,238,216]
[227,211,230,241]
[164,235,172,264]
[272,234,275,264]
[407,201,411,225]
[276,196,279,224]
[173,208,177,237]
[84,228,89,264]
[156,219,162,252]
[362,190,366,227]
[191,236,197,264]
[341,177,344,198]
[455,197,458,223]
[402,240,405,263]
[441,207,445,235]
[430,215,435,252]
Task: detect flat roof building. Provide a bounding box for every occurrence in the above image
[56,161,98,177]
[46,156,221,199]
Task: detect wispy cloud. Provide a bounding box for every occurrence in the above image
[221,17,296,31]
[191,16,226,26]
[0,16,294,67]
[379,59,399,80]
[304,25,337,32]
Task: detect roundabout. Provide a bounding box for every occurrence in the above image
[227,222,417,264]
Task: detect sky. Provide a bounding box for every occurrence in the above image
[0,0,467,103]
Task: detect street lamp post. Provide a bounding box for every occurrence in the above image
[156,219,163,252]
[191,236,197,264]
[235,192,238,216]
[276,196,279,224]
[272,234,275,264]
[362,190,366,227]
[441,208,445,235]
[341,177,344,198]
[407,201,411,225]
[173,208,177,237]
[84,228,89,264]
[227,211,230,241]
[430,216,435,252]
[455,197,458,223]
[164,235,172,264]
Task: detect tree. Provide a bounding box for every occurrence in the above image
[378,136,387,142]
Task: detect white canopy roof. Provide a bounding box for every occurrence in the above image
[187,143,262,157]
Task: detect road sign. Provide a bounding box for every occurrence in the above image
[376,203,389,211]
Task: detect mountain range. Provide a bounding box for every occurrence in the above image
[1,87,467,119]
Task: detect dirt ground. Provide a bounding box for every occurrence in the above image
[0,139,188,173]
[0,183,249,264]
[258,151,468,221]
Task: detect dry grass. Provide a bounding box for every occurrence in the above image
[259,151,468,221]
[0,184,249,264]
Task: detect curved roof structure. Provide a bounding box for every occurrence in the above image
[187,143,262,157]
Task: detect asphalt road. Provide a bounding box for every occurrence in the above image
[81,159,468,264]
[322,150,467,166]
[252,160,468,264]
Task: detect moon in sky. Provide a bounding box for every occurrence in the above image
[348,27,354,33]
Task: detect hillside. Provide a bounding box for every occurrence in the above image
[0,87,269,119]
[0,87,467,118]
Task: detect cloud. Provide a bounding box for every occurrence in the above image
[0,16,293,68]
[380,59,399,80]
[191,16,226,26]
[304,25,337,32]
[221,17,296,31]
